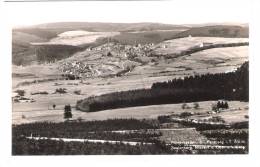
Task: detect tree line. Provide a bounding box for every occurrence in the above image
[152,61,248,101]
[12,119,160,139]
[12,137,168,155]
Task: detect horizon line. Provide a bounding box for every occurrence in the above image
[13,21,249,29]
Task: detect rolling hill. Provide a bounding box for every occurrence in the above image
[30,22,188,32]
[12,31,48,65]
[12,22,249,66]
[12,22,188,66]
[173,25,249,38]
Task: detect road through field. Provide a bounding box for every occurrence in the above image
[26,136,152,146]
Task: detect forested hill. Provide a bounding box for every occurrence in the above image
[76,62,249,112]
[152,62,248,100]
[173,25,249,38]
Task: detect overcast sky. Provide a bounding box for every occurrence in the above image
[4,0,250,27]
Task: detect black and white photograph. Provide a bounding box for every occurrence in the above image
[10,1,250,155]
[0,0,260,166]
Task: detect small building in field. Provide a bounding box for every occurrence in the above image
[12,92,20,98]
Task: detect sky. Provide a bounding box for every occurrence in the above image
[2,0,250,27]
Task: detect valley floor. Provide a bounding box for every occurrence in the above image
[12,100,248,125]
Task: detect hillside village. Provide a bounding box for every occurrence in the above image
[58,42,154,78]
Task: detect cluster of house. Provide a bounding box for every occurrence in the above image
[59,61,92,78]
[92,42,153,59]
[171,116,229,126]
[58,42,154,78]
[12,92,35,103]
[91,42,153,52]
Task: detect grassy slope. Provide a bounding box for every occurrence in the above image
[152,37,248,55]
[12,32,49,65]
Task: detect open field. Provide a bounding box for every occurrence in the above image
[12,100,248,125]
[130,46,248,77]
[152,37,248,56]
[34,31,120,46]
[159,128,208,144]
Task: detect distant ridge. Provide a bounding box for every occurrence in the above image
[15,22,187,32]
[173,25,249,38]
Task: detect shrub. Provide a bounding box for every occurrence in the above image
[55,88,67,94]
[181,103,190,109]
[74,90,81,95]
[14,99,20,103]
[211,104,219,112]
[217,101,229,109]
[224,101,229,109]
[180,112,192,118]
[107,51,112,57]
[77,117,83,122]
[31,91,48,95]
[157,115,171,123]
[193,102,199,109]
[15,89,25,96]
[210,116,225,123]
